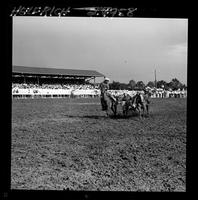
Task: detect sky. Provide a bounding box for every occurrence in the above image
[13,16,188,84]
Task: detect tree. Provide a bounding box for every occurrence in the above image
[135,81,145,90]
[168,78,183,90]
[157,80,168,89]
[181,84,187,90]
[109,81,128,90]
[147,81,155,88]
[120,83,128,90]
[109,81,120,90]
[128,79,136,90]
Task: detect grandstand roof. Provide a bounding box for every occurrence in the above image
[12,66,105,77]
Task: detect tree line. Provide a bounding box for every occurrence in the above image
[109,78,187,90]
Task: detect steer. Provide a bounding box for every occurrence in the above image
[122,93,137,116]
[122,92,151,118]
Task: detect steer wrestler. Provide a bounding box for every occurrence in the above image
[99,77,110,111]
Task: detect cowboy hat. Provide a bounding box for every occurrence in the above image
[104,77,110,81]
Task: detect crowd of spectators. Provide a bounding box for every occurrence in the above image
[12,83,98,90]
[12,83,100,98]
[12,83,187,98]
[108,88,187,98]
[146,87,187,98]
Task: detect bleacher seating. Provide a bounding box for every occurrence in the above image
[12,83,101,98]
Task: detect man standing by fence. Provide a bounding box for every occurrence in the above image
[99,77,110,111]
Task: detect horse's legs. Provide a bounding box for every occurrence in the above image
[110,102,113,114]
[110,101,117,116]
[125,107,128,116]
[146,104,149,116]
[123,103,128,116]
[138,104,143,118]
[143,104,147,117]
[139,110,142,119]
[114,102,118,116]
[142,103,149,118]
[136,106,141,119]
[122,107,126,115]
[142,105,145,117]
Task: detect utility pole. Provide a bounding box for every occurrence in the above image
[154,69,157,88]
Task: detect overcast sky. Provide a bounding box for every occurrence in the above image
[13,16,188,84]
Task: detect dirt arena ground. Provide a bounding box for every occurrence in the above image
[11,97,186,191]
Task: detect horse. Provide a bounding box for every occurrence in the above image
[105,92,120,116]
[134,92,151,118]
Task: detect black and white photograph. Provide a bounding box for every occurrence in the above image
[10,10,187,192]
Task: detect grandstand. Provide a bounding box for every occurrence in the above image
[13,66,105,84]
[12,66,105,98]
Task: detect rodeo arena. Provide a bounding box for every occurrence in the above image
[11,65,187,191]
